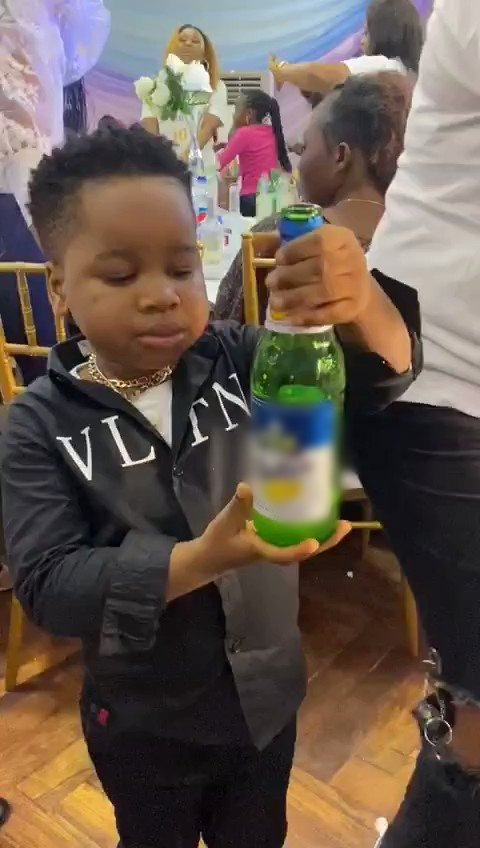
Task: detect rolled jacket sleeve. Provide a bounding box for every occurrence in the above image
[343,270,422,417]
[2,401,175,654]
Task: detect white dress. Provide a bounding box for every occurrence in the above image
[0,0,111,220]
[343,54,406,75]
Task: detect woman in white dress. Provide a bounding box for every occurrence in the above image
[0,0,110,384]
[141,24,228,173]
[269,0,423,95]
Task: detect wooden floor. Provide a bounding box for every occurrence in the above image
[0,536,423,848]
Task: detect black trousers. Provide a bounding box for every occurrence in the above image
[353,401,480,847]
[239,194,256,217]
[86,721,295,848]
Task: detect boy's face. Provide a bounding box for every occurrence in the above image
[49,176,209,378]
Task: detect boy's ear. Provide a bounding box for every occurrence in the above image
[46,262,67,319]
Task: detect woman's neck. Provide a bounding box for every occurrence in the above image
[332,180,384,206]
[325,181,385,252]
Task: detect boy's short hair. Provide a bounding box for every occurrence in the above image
[29,125,192,259]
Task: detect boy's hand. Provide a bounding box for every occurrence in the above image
[168,484,351,601]
[202,482,349,569]
[266,225,374,327]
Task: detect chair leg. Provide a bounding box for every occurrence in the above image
[360,498,373,560]
[402,576,419,658]
[5,596,25,691]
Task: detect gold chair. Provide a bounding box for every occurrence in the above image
[241,232,420,657]
[0,262,72,692]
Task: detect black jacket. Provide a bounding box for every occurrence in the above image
[2,308,420,750]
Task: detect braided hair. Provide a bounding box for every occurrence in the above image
[246,91,292,173]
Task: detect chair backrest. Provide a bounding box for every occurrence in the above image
[241,232,276,327]
[0,262,65,403]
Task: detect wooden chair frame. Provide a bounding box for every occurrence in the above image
[0,262,70,692]
[241,232,420,657]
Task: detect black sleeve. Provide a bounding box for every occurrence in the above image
[342,270,423,418]
[2,401,176,655]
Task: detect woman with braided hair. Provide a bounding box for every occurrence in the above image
[217,90,291,217]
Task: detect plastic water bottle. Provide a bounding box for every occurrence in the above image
[277,173,297,211]
[198,196,224,265]
[192,175,209,226]
[256,173,272,220]
[250,204,345,546]
[228,179,241,214]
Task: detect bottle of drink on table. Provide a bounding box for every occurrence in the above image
[250,204,346,546]
[192,175,209,227]
[256,173,272,219]
[198,195,224,265]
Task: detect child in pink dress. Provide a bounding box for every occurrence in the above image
[217,91,292,216]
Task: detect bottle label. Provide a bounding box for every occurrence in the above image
[251,397,335,524]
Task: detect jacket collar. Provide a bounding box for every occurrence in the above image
[47,328,221,459]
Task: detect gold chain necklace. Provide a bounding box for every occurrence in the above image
[86,353,172,400]
[336,197,385,210]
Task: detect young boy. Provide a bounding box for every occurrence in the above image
[2,126,418,848]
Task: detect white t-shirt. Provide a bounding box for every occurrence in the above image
[71,361,172,444]
[133,382,172,446]
[142,80,228,173]
[344,54,406,76]
[367,0,480,419]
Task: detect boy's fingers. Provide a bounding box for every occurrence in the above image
[235,482,253,505]
[251,535,319,564]
[231,482,253,523]
[215,483,253,535]
[316,520,352,552]
[251,520,351,563]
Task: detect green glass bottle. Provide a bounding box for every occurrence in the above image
[251,204,346,546]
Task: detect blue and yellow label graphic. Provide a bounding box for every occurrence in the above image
[251,396,335,524]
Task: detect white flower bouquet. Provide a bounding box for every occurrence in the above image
[134,53,212,122]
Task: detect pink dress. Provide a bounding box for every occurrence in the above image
[217,124,279,196]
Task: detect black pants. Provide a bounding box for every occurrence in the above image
[353,402,480,846]
[382,747,480,848]
[239,194,256,217]
[87,722,295,848]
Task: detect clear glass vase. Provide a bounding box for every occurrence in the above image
[185,109,205,177]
